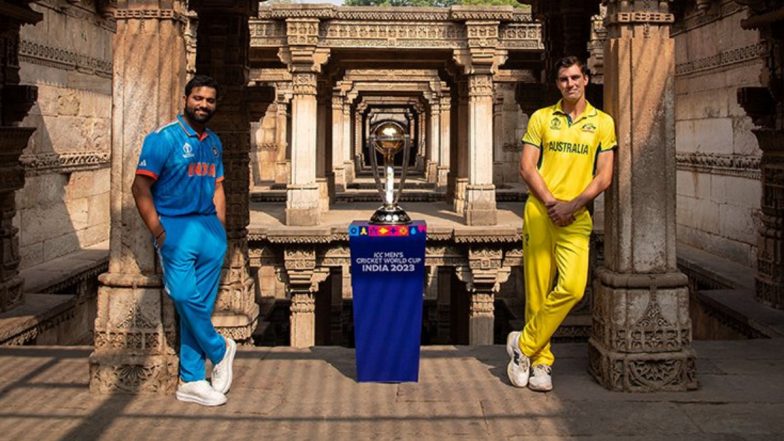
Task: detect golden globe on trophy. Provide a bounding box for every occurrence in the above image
[367,120,412,225]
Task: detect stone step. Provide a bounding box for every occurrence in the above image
[249,189,526,203]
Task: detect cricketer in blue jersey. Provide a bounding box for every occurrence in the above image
[132,75,236,407]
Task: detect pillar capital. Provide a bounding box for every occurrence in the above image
[452,48,508,76]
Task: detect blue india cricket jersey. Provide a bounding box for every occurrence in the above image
[136,114,224,216]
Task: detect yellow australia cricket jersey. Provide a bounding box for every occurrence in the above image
[522,100,617,201]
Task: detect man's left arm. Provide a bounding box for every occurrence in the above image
[548,151,614,224]
[214,180,226,226]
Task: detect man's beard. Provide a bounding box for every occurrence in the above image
[184,105,214,124]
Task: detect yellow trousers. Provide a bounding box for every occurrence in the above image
[519,197,592,367]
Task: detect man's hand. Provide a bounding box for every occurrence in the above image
[546,199,577,227]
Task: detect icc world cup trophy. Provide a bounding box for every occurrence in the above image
[367,120,412,225]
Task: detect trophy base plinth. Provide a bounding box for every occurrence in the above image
[370,205,411,225]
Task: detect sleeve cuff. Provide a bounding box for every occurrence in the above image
[136,169,159,180]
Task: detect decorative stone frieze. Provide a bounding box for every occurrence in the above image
[589,0,697,392]
[676,152,761,180]
[18,39,113,77]
[675,42,767,76]
[251,6,542,51]
[19,151,110,176]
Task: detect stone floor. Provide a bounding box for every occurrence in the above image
[2,340,783,440]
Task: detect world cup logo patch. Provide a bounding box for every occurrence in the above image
[182,143,194,158]
[212,146,219,157]
[550,118,562,130]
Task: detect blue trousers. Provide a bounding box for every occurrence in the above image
[157,214,227,382]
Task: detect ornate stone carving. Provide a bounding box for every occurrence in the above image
[675,42,766,76]
[456,247,511,344]
[676,152,761,179]
[18,39,113,77]
[19,151,111,176]
[292,72,317,96]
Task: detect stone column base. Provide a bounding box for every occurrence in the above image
[332,166,347,193]
[469,292,494,345]
[275,160,290,185]
[343,160,355,185]
[590,268,697,392]
[89,354,179,394]
[286,184,321,226]
[290,293,315,348]
[453,177,468,213]
[425,161,438,184]
[464,184,497,226]
[588,340,698,392]
[437,166,449,192]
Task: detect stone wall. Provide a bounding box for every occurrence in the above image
[674,2,764,268]
[14,0,112,270]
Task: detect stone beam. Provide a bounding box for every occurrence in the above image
[589,0,697,392]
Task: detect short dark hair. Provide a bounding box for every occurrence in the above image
[554,56,590,80]
[184,75,219,98]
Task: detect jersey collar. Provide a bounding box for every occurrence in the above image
[553,99,598,124]
[176,114,210,141]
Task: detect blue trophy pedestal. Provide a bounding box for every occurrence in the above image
[349,221,426,382]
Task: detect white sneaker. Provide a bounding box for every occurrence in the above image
[506,331,530,388]
[529,364,553,392]
[175,380,227,406]
[211,337,236,394]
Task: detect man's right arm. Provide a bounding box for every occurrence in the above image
[131,175,165,247]
[519,144,556,207]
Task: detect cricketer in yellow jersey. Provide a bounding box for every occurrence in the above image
[507,56,617,392]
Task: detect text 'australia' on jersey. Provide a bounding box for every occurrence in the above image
[522,100,617,202]
[135,114,224,216]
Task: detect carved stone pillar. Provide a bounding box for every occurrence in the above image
[284,248,328,348]
[417,107,427,174]
[0,1,40,313]
[457,248,511,345]
[274,82,292,186]
[426,99,440,184]
[589,0,697,392]
[90,1,187,393]
[736,2,784,310]
[279,18,329,226]
[331,94,346,192]
[465,74,498,225]
[316,80,329,214]
[492,95,504,185]
[354,109,363,170]
[454,22,507,226]
[453,77,469,213]
[190,0,259,344]
[342,102,354,184]
[438,95,451,192]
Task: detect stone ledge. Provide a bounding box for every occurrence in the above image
[678,242,784,338]
[0,293,76,344]
[20,241,109,293]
